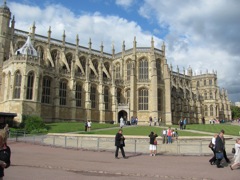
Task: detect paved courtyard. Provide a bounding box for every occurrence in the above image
[4,141,239,180]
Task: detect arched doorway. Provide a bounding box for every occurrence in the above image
[118,110,127,123]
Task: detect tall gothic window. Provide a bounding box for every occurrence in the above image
[210,105,213,116]
[104,87,109,110]
[117,88,121,104]
[126,89,130,103]
[138,88,148,110]
[204,80,206,86]
[209,91,213,99]
[41,77,51,104]
[158,89,162,111]
[75,84,82,107]
[196,81,200,87]
[59,80,67,105]
[156,60,161,81]
[209,79,212,85]
[204,105,208,117]
[127,61,131,81]
[204,91,207,100]
[115,63,120,79]
[139,59,148,80]
[14,71,22,99]
[26,72,34,100]
[90,86,96,108]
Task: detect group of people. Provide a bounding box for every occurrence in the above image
[209,129,240,170]
[84,120,92,132]
[149,116,161,126]
[178,117,187,130]
[162,127,178,144]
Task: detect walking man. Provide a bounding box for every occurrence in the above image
[115,129,127,159]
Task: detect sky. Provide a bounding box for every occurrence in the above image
[4,0,240,103]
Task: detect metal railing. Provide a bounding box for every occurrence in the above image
[8,131,236,156]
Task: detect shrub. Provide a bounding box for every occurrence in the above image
[23,115,47,133]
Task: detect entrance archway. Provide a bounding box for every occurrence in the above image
[118,110,127,123]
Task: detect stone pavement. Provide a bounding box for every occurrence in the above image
[4,141,239,180]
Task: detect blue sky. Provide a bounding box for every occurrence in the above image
[4,0,240,103]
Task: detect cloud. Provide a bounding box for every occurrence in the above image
[138,0,240,102]
[9,2,162,53]
[115,0,135,9]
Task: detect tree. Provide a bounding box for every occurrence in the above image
[231,106,240,119]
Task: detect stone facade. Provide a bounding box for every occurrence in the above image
[0,2,232,125]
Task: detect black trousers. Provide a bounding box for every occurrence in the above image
[209,148,216,163]
[115,146,125,157]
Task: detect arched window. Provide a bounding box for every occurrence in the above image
[204,91,207,100]
[158,89,162,111]
[204,80,206,86]
[156,60,161,81]
[104,87,109,110]
[41,76,51,104]
[117,88,121,104]
[210,105,213,116]
[76,84,82,107]
[14,71,22,99]
[26,72,34,100]
[209,79,212,85]
[139,59,148,80]
[126,89,130,103]
[79,56,86,72]
[196,81,200,87]
[90,86,96,108]
[127,61,131,81]
[204,105,208,117]
[138,88,148,110]
[115,63,120,79]
[59,80,67,105]
[209,91,213,99]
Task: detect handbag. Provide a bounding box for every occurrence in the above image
[154,140,157,145]
[208,141,213,148]
[232,147,236,154]
[216,152,223,159]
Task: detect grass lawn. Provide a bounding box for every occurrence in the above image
[46,122,118,133]
[80,126,211,136]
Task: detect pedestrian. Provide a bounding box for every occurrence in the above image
[84,121,88,132]
[115,129,127,159]
[167,127,172,144]
[183,118,187,129]
[215,130,225,168]
[149,116,152,126]
[162,129,167,144]
[3,124,9,138]
[87,120,91,132]
[230,138,240,170]
[0,130,11,179]
[120,116,124,128]
[153,117,157,126]
[149,131,158,156]
[209,133,218,165]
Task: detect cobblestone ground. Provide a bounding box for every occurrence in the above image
[5,142,239,180]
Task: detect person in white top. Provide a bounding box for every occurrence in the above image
[230,138,240,170]
[209,133,218,165]
[87,120,92,132]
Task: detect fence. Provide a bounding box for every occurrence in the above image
[8,131,236,156]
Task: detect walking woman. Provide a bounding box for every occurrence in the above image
[230,138,240,170]
[149,131,158,156]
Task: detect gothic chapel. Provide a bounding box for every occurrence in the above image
[0,1,232,125]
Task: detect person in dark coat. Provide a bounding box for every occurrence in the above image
[215,130,224,168]
[115,129,127,159]
[0,130,11,179]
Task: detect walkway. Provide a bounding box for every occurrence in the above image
[5,142,239,180]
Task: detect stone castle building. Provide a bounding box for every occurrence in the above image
[0,1,232,125]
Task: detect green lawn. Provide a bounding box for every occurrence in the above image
[80,126,211,136]
[21,122,240,137]
[46,122,118,133]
